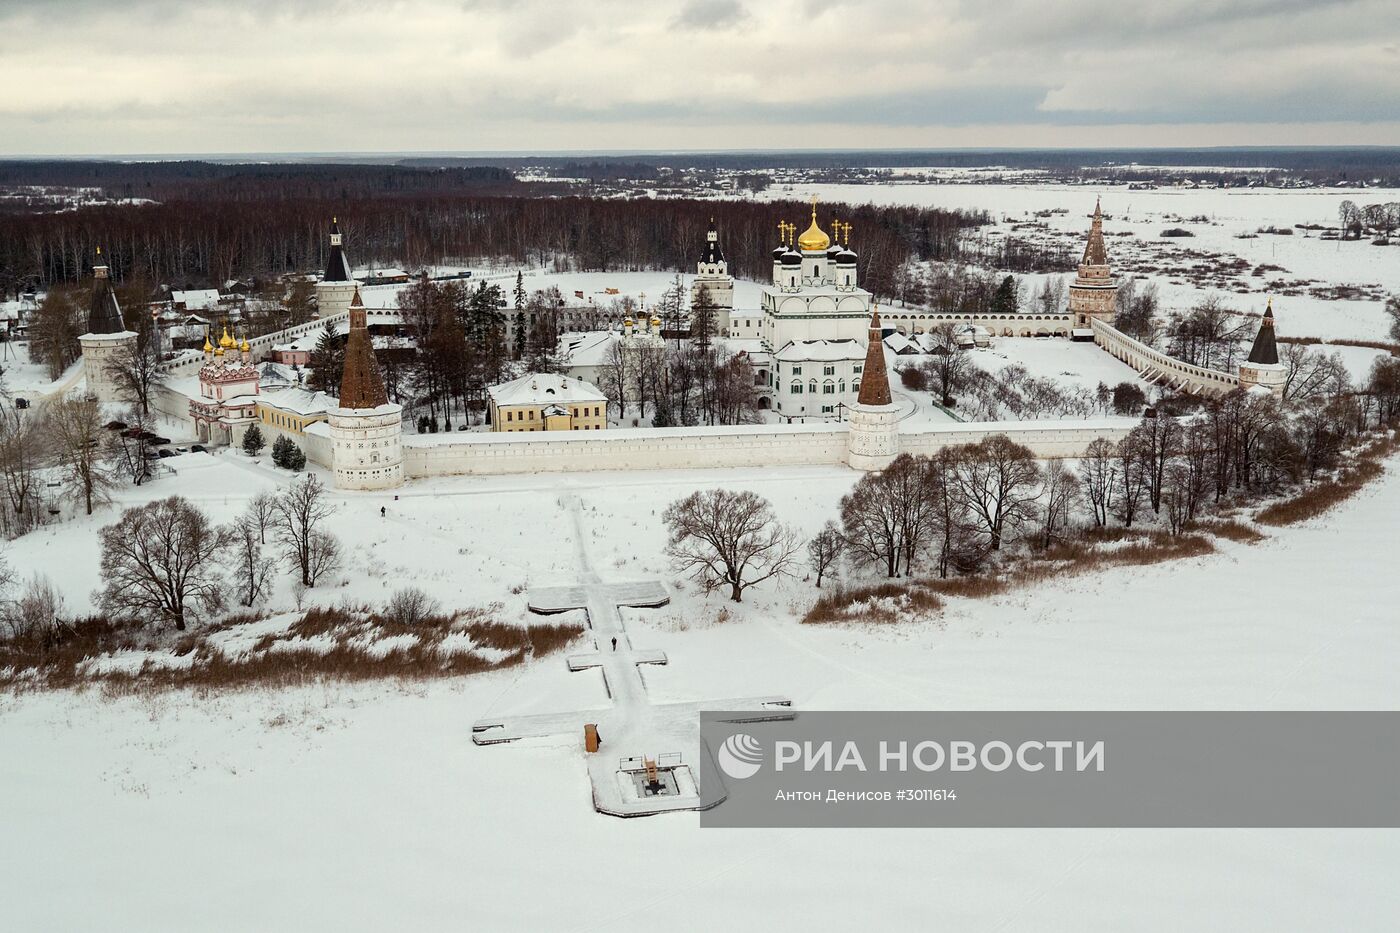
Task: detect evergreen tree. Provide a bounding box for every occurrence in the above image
[992,275,1018,314]
[271,434,294,469]
[241,423,266,457]
[513,311,526,360]
[308,321,344,393]
[513,271,526,311]
[287,443,307,471]
[690,288,717,352]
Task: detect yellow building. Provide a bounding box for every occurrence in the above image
[488,373,609,432]
[255,387,334,434]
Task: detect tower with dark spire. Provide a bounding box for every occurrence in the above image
[1238,299,1286,397]
[690,218,734,335]
[87,248,125,334]
[328,286,403,490]
[315,217,358,320]
[77,247,139,402]
[1068,198,1118,329]
[338,287,388,409]
[846,306,900,471]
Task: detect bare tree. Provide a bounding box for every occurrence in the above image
[98,496,232,631]
[274,474,338,587]
[1131,414,1182,514]
[950,435,1042,551]
[382,587,442,625]
[840,469,906,578]
[230,517,276,607]
[106,319,166,416]
[921,322,971,407]
[0,403,44,536]
[1078,437,1117,527]
[48,392,115,515]
[1037,459,1081,548]
[2,574,66,640]
[807,521,845,588]
[663,489,798,602]
[306,531,341,587]
[1113,434,1148,527]
[244,490,277,545]
[1281,344,1351,402]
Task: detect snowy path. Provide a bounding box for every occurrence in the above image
[472,487,791,816]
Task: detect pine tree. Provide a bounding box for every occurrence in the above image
[271,434,294,468]
[241,423,266,457]
[287,444,306,471]
[513,271,526,311]
[992,275,1018,314]
[308,321,344,393]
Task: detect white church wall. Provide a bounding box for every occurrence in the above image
[399,418,1135,478]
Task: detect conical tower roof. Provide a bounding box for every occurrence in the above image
[1246,300,1279,365]
[87,248,125,334]
[338,287,389,409]
[856,307,892,407]
[323,216,353,283]
[1081,198,1109,267]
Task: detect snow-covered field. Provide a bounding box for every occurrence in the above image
[4,445,1400,930]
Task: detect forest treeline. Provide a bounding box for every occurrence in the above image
[0,190,987,299]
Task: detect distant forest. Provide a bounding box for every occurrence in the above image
[0,161,987,300]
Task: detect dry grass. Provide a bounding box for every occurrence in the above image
[1194,519,1268,544]
[0,603,583,694]
[1256,432,1398,527]
[802,581,944,625]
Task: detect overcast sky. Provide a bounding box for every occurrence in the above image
[2,0,1397,156]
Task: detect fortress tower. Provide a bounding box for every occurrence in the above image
[846,307,900,471]
[1068,199,1118,328]
[690,220,734,335]
[328,287,404,490]
[316,218,357,320]
[1238,300,1286,397]
[77,247,138,403]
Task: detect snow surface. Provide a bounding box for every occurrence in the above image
[4,447,1400,930]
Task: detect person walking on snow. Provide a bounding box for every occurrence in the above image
[611,637,618,651]
[380,506,386,518]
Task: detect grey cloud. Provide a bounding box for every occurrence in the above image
[673,0,747,30]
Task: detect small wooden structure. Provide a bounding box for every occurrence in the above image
[584,723,599,753]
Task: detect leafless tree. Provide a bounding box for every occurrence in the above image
[1037,459,1081,549]
[921,322,970,407]
[1281,344,1351,402]
[0,403,45,536]
[48,392,115,515]
[2,574,66,640]
[230,517,277,607]
[382,587,442,625]
[1131,414,1182,514]
[663,489,798,602]
[306,531,341,587]
[275,474,339,587]
[111,406,155,487]
[243,490,277,545]
[950,435,1042,550]
[596,339,630,420]
[840,468,907,578]
[807,521,845,588]
[98,496,232,631]
[1113,434,1148,527]
[106,320,166,416]
[1078,437,1117,527]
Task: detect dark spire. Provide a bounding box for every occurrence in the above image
[1081,198,1109,267]
[338,287,389,409]
[323,216,353,283]
[1246,299,1279,365]
[857,307,892,407]
[701,218,725,265]
[87,247,125,334]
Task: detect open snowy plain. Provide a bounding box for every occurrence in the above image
[3,446,1400,931]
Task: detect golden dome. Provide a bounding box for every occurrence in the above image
[797,200,830,252]
[650,316,661,326]
[219,326,234,349]
[202,331,213,353]
[240,337,251,352]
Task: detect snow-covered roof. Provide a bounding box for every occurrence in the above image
[172,289,221,310]
[558,330,617,368]
[273,336,316,352]
[489,372,607,407]
[258,386,335,417]
[774,339,865,363]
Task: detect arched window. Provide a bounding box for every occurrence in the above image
[790,382,803,395]
[809,380,818,396]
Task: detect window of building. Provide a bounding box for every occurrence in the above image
[853,365,863,374]
[790,383,803,395]
[792,366,802,375]
[823,382,836,395]
[823,365,835,376]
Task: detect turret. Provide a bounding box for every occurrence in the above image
[1068,198,1118,328]
[846,306,900,471]
[1238,299,1286,397]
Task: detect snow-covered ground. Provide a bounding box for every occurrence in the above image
[4,445,1400,930]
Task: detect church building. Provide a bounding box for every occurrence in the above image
[754,201,874,420]
[690,220,734,336]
